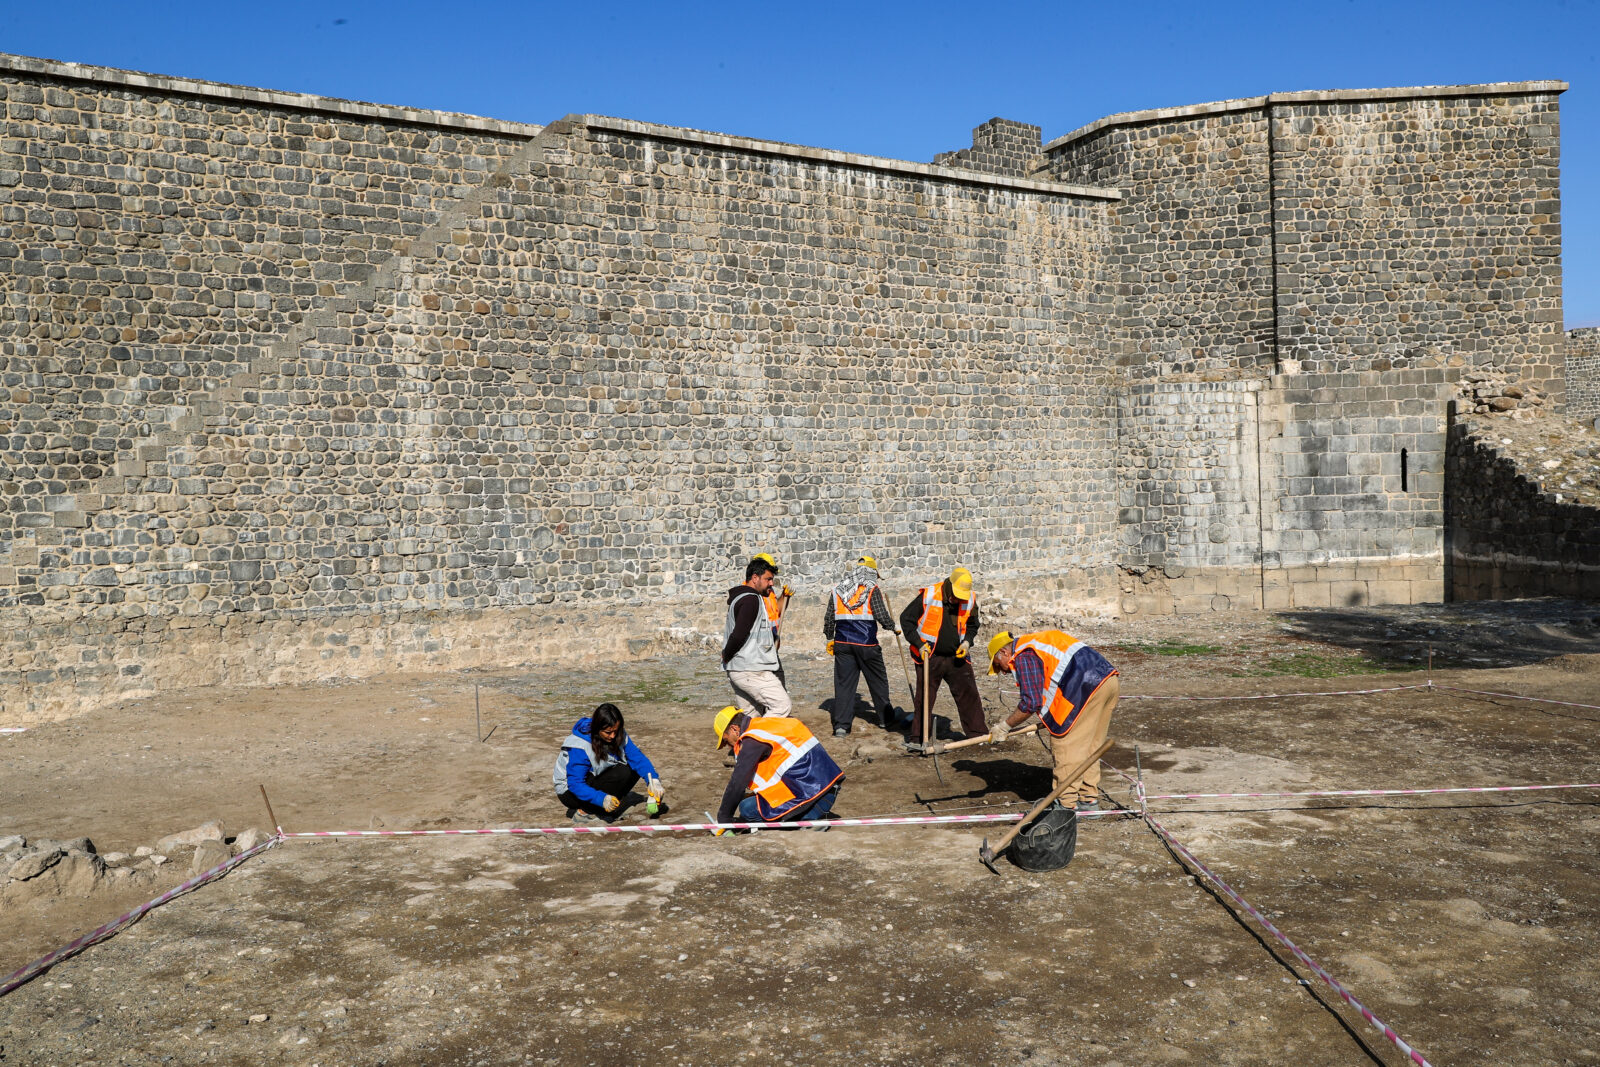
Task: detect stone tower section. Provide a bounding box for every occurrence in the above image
[933,118,1044,178]
[1041,82,1566,614]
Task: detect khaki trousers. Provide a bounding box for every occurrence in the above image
[1048,674,1119,804]
[727,669,792,718]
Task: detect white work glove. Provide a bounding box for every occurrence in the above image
[955,639,970,660]
[602,795,621,814]
[988,720,1011,745]
[647,777,664,803]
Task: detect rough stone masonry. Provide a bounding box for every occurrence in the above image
[0,54,1577,719]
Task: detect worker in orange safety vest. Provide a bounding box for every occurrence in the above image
[897,566,986,745]
[987,630,1119,812]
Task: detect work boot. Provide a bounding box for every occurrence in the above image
[568,808,596,823]
[833,727,849,738]
[1075,799,1099,813]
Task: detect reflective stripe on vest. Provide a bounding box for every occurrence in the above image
[741,717,843,819]
[833,582,878,645]
[764,592,782,636]
[1015,630,1115,737]
[551,732,622,792]
[915,585,974,648]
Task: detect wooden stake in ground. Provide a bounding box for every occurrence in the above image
[258,784,284,838]
[979,736,1115,874]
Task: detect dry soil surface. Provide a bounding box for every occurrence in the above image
[3,601,1600,1066]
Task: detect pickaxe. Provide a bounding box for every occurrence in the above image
[979,736,1115,874]
[891,631,918,732]
[923,722,1040,755]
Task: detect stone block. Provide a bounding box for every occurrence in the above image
[1290,582,1332,608]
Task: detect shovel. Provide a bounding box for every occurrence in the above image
[979,736,1114,874]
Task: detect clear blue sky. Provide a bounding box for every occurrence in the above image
[5,0,1599,325]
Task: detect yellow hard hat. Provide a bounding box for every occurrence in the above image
[950,566,973,600]
[753,552,779,573]
[857,555,879,570]
[987,631,1014,675]
[713,706,741,748]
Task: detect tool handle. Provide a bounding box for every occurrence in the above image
[929,722,1040,754]
[987,736,1115,857]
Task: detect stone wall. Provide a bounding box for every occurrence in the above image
[1447,418,1600,599]
[0,53,1125,720]
[0,55,1579,720]
[1043,84,1563,611]
[1571,327,1600,420]
[1042,108,1276,378]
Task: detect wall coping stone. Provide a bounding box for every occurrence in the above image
[574,114,1121,200]
[0,51,545,138]
[1042,80,1570,153]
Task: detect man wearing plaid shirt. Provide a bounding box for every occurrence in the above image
[986,630,1119,812]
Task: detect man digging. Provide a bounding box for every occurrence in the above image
[986,629,1120,812]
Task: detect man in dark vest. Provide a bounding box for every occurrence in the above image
[821,555,905,736]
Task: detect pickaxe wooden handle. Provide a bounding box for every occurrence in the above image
[925,722,1040,755]
[979,736,1115,873]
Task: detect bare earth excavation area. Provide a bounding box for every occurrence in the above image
[3,602,1599,1066]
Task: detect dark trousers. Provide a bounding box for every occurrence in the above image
[832,643,894,731]
[910,654,987,743]
[558,764,640,817]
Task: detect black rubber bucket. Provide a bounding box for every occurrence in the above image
[1008,801,1078,872]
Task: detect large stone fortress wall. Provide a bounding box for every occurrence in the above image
[0,55,1572,719]
[0,55,1122,718]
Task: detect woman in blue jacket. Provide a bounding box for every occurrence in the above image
[553,703,664,820]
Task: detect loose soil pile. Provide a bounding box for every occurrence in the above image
[2,601,1599,1065]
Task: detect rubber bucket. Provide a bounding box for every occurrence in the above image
[1008,801,1078,872]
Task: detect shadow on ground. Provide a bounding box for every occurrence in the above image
[1277,597,1600,669]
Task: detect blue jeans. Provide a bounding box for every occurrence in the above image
[737,785,839,825]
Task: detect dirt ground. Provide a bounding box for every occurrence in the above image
[3,599,1600,1066]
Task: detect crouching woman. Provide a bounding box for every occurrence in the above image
[553,703,664,821]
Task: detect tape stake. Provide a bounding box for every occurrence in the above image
[1145,813,1433,1067]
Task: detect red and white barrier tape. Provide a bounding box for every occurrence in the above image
[279,809,1131,839]
[1144,812,1433,1067]
[1123,684,1430,702]
[0,837,278,998]
[0,727,26,734]
[1122,679,1599,712]
[1431,684,1600,712]
[1144,781,1600,802]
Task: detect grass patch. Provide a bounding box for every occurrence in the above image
[1128,641,1224,657]
[619,670,694,705]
